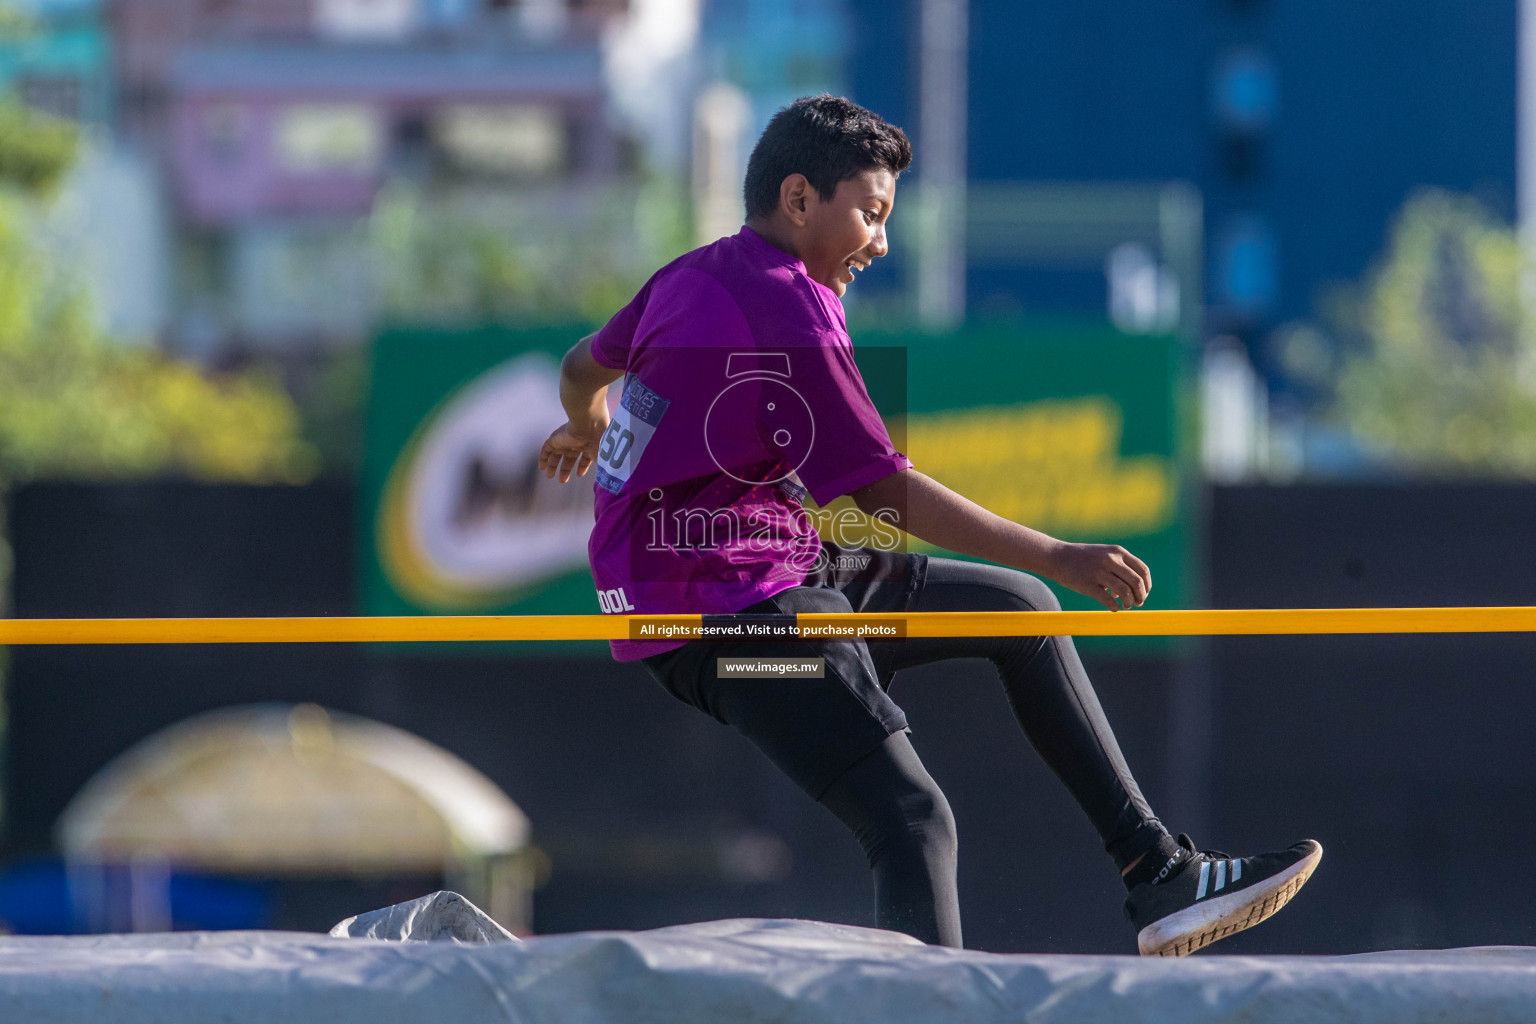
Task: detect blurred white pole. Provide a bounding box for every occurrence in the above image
[916,0,967,329]
[129,855,171,933]
[692,83,750,246]
[1202,337,1267,482]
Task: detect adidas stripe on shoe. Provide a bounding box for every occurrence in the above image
[1125,834,1322,957]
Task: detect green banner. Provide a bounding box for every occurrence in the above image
[856,322,1191,652]
[361,321,1191,657]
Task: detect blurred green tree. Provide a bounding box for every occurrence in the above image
[0,92,314,824]
[0,97,76,196]
[0,102,315,619]
[370,177,693,326]
[0,204,313,484]
[1299,189,1536,476]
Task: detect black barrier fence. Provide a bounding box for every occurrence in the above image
[4,481,1536,952]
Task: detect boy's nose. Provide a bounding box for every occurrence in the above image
[868,225,889,259]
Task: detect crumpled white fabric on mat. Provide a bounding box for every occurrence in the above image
[329,890,517,943]
[0,916,1533,1024]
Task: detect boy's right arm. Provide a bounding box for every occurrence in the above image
[540,335,626,483]
[851,468,1151,612]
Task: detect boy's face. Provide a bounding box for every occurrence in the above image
[800,168,895,297]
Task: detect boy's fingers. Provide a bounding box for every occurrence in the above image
[1105,550,1151,599]
[1124,550,1152,588]
[540,437,564,476]
[1110,567,1147,606]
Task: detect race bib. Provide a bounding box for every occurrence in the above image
[594,375,670,495]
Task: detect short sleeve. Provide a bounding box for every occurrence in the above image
[789,340,912,507]
[590,276,654,369]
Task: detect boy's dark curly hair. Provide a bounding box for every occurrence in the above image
[743,95,912,220]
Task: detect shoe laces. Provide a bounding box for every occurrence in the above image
[1177,833,1232,861]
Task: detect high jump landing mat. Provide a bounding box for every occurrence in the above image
[0,917,1531,1023]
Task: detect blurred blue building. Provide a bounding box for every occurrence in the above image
[699,0,847,131]
[95,0,637,354]
[0,0,110,125]
[843,0,1516,384]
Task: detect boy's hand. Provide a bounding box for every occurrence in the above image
[540,421,603,483]
[1046,542,1152,611]
[851,470,1155,610]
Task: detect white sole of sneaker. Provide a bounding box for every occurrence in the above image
[1137,841,1323,957]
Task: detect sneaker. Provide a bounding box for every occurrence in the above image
[1125,834,1322,956]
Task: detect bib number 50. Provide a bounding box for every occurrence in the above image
[599,420,635,469]
[592,375,668,496]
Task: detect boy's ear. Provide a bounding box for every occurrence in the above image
[779,173,813,228]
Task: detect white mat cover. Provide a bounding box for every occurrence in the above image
[0,917,1532,1023]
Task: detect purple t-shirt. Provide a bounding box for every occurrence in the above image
[586,225,912,661]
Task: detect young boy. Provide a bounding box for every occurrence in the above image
[539,95,1320,956]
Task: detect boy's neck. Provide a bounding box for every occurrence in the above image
[744,216,803,263]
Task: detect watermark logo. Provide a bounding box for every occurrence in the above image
[703,352,815,485]
[623,344,910,585]
[640,487,902,565]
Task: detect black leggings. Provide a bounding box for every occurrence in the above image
[815,556,1169,949]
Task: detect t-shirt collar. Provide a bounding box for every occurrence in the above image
[738,225,805,271]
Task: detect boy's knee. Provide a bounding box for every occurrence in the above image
[928,559,1062,613]
[959,562,1061,613]
[1004,572,1060,613]
[929,794,959,858]
[900,786,958,858]
[773,585,855,616]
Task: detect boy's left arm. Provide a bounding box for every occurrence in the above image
[852,467,1151,612]
[540,335,625,483]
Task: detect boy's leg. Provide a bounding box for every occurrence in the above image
[816,730,962,948]
[847,553,1175,874]
[827,544,1321,954]
[641,584,964,947]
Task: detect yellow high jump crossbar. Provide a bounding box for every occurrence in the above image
[0,607,1534,644]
